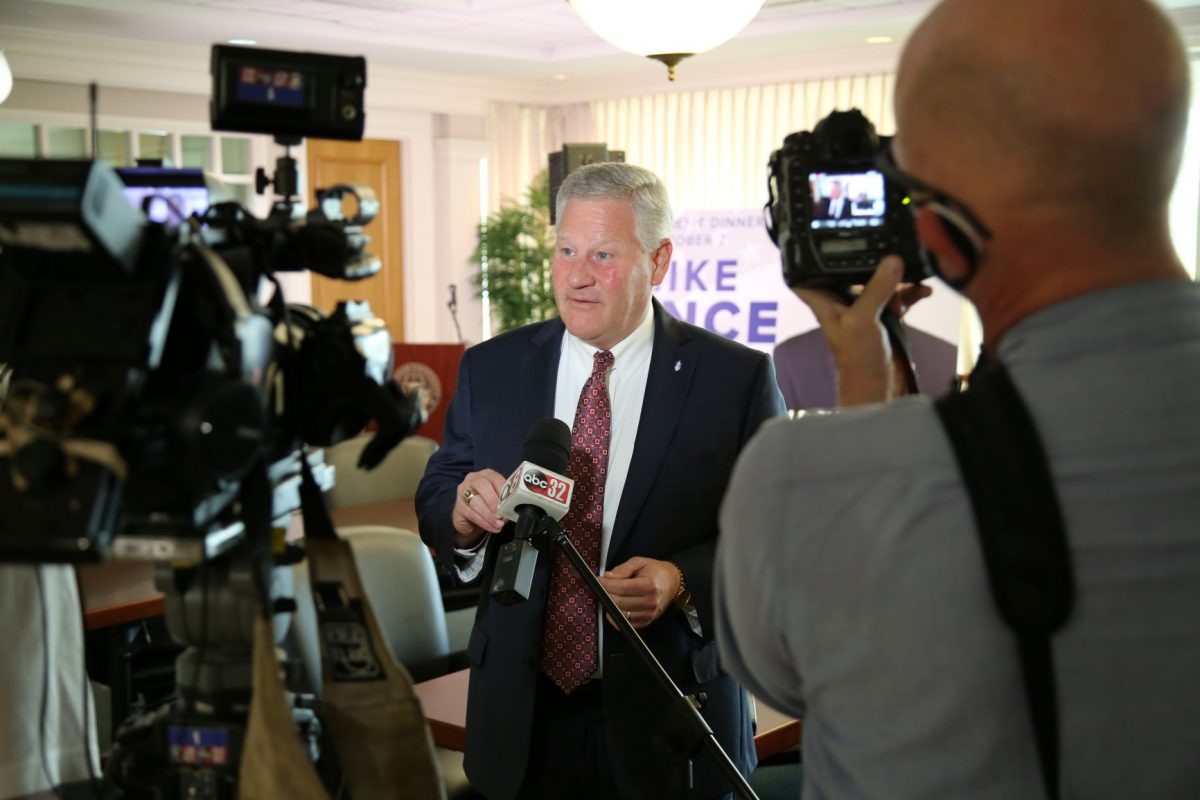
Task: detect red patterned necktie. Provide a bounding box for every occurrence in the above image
[542,349,614,693]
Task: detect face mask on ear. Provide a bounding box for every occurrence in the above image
[918,200,988,293]
[875,144,991,294]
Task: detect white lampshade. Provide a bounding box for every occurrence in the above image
[569,0,765,80]
[0,52,12,105]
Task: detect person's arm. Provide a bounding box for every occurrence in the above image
[415,352,505,582]
[794,256,931,407]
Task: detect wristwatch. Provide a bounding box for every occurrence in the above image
[670,562,693,609]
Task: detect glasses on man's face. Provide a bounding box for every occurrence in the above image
[873,143,993,244]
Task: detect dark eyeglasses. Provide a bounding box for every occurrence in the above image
[873,143,993,245]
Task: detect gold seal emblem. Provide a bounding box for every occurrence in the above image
[392,361,441,419]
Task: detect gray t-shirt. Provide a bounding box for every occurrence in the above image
[716,279,1200,799]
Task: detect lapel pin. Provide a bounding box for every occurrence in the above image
[674,360,682,372]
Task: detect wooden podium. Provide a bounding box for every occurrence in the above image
[391,343,465,444]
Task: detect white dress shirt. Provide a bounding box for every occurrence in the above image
[552,305,655,574]
[453,305,654,578]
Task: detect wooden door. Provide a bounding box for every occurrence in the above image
[305,138,404,338]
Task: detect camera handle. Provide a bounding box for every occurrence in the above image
[529,515,761,800]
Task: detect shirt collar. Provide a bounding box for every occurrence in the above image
[564,302,655,367]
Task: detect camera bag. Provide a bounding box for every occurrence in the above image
[934,358,1075,800]
[240,458,445,799]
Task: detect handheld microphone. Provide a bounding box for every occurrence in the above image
[491,417,572,605]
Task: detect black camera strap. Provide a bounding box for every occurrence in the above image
[880,306,920,395]
[933,358,1074,800]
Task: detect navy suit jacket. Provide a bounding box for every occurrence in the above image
[416,301,785,799]
[815,196,852,220]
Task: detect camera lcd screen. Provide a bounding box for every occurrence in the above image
[116,167,209,224]
[809,170,886,230]
[234,66,309,109]
[820,238,870,254]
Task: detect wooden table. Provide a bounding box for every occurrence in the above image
[77,560,165,631]
[413,668,801,761]
[752,699,803,760]
[79,498,419,630]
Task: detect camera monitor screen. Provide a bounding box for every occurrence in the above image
[234,66,308,109]
[809,170,887,230]
[116,166,209,224]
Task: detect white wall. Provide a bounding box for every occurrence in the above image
[1169,59,1200,279]
[434,137,488,345]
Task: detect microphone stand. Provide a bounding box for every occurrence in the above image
[533,516,760,800]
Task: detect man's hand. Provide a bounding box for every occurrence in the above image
[452,468,507,549]
[795,255,932,407]
[598,557,682,630]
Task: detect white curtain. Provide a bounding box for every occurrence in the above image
[592,73,896,213]
[485,101,595,213]
[485,72,896,215]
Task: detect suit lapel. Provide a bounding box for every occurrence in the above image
[608,302,694,565]
[519,319,564,435]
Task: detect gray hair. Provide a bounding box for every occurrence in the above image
[555,162,673,253]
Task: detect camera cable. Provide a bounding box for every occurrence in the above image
[880,304,921,395]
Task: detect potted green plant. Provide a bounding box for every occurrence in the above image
[471,169,558,335]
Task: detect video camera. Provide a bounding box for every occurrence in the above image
[766,108,930,289]
[0,44,417,564]
[0,44,425,798]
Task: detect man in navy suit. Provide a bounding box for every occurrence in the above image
[416,162,784,799]
[814,179,852,220]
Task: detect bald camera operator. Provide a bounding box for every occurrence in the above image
[716,1,1200,798]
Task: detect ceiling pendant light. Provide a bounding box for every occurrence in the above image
[568,0,766,81]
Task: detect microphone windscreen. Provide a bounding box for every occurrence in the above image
[523,417,570,475]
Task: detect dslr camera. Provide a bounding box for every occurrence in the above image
[766,108,930,289]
